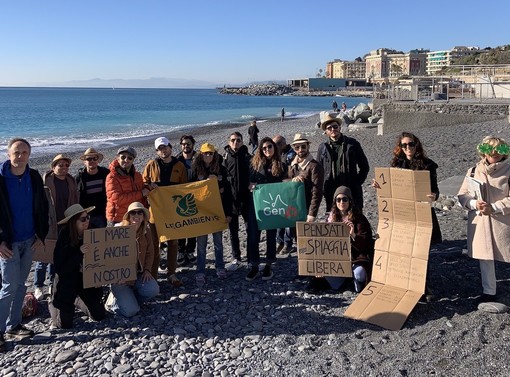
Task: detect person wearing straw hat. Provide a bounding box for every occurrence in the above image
[105,202,159,317]
[75,148,110,229]
[48,204,105,329]
[33,153,79,301]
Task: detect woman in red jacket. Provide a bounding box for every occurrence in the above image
[106,146,149,225]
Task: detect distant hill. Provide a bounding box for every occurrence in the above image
[454,45,510,65]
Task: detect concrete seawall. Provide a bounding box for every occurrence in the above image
[380,102,510,134]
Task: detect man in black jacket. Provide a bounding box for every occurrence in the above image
[316,112,369,211]
[0,138,49,350]
[223,132,251,271]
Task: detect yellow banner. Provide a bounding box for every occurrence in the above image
[148,179,227,241]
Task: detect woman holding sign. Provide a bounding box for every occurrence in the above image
[246,137,288,281]
[105,202,159,317]
[49,204,106,329]
[458,136,510,303]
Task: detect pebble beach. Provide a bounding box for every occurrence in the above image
[2,114,510,376]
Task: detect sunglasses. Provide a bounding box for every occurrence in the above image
[400,141,417,149]
[129,210,145,216]
[85,156,98,162]
[262,145,273,151]
[78,214,91,223]
[477,142,510,155]
[181,142,192,147]
[336,196,350,203]
[230,138,242,143]
[57,163,70,168]
[326,124,339,131]
[293,144,308,150]
[120,155,134,161]
[203,152,214,157]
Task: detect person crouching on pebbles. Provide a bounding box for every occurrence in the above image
[458,136,510,304]
[191,143,232,287]
[105,202,159,317]
[49,204,106,329]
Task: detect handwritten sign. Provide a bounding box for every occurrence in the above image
[82,225,138,288]
[296,222,352,277]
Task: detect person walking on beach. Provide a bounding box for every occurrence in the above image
[248,120,259,154]
[0,138,49,350]
[106,146,148,226]
[34,154,79,301]
[223,132,251,271]
[317,111,369,211]
[176,135,198,266]
[48,204,105,329]
[246,137,288,281]
[105,202,159,317]
[458,136,510,304]
[75,148,110,229]
[332,100,338,112]
[281,108,285,122]
[191,143,232,287]
[142,137,187,287]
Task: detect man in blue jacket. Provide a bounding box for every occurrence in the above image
[0,138,49,351]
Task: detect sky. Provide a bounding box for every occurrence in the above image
[1,0,509,88]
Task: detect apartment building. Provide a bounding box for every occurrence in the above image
[426,46,480,75]
[365,48,428,82]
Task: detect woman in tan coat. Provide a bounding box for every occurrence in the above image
[458,136,510,303]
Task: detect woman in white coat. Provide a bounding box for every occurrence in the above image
[458,136,510,303]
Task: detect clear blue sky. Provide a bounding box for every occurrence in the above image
[1,0,509,87]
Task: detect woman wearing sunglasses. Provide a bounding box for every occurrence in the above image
[49,204,106,329]
[106,146,149,226]
[246,137,288,281]
[389,132,442,244]
[307,186,374,293]
[458,136,510,304]
[105,202,159,316]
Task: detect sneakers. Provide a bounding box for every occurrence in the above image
[226,259,241,272]
[217,269,227,279]
[187,253,197,264]
[477,293,497,303]
[5,325,34,340]
[177,252,186,266]
[261,264,273,281]
[196,273,206,287]
[168,274,183,288]
[246,266,260,281]
[34,287,44,301]
[279,246,294,256]
[276,243,285,253]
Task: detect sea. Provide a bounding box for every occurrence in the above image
[0,87,366,157]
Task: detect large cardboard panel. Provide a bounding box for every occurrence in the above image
[296,222,351,277]
[374,167,392,198]
[386,254,411,290]
[375,197,393,251]
[413,170,432,202]
[370,250,389,284]
[390,169,416,201]
[32,239,56,264]
[82,225,138,288]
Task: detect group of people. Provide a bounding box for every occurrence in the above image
[1,110,509,352]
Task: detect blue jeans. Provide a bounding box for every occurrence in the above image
[325,264,367,292]
[0,237,34,332]
[107,274,159,318]
[34,262,55,287]
[196,231,225,275]
[247,199,276,266]
[276,227,294,248]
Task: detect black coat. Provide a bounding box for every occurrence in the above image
[223,145,251,216]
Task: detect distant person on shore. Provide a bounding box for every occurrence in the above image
[105,202,159,317]
[0,138,49,349]
[246,137,288,281]
[34,154,79,301]
[281,108,285,122]
[176,135,198,266]
[332,100,338,112]
[317,111,369,211]
[341,102,347,112]
[248,120,259,154]
[48,204,105,329]
[458,136,510,304]
[75,148,110,229]
[223,132,251,271]
[191,143,232,287]
[142,137,187,287]
[273,134,297,253]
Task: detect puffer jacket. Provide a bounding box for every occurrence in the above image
[106,159,146,222]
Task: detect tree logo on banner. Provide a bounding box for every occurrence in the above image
[172,193,198,217]
[262,194,298,219]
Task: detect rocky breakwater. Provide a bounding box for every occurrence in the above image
[218,83,295,96]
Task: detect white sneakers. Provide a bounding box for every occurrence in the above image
[34,287,44,301]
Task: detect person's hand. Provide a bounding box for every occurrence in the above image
[372,178,381,189]
[142,188,150,197]
[141,270,153,283]
[80,244,91,254]
[478,200,494,216]
[0,241,13,260]
[225,216,232,224]
[31,238,44,252]
[249,183,257,192]
[343,219,355,236]
[426,193,436,202]
[306,215,315,222]
[292,176,304,183]
[149,183,159,190]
